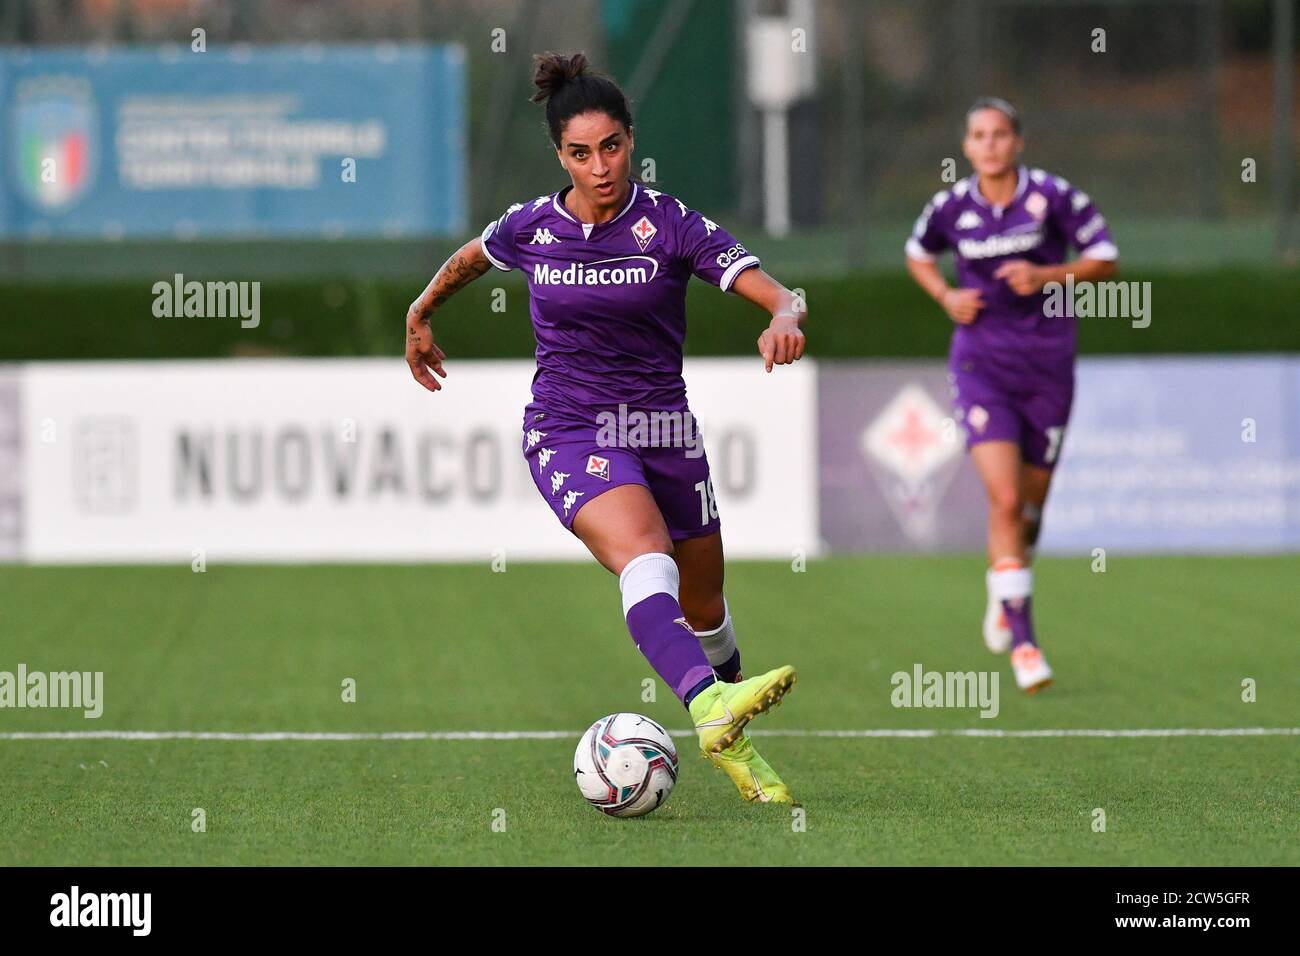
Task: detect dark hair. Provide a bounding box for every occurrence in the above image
[531,52,633,148]
[965,97,1021,135]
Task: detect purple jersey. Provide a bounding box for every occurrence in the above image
[906,166,1117,377]
[480,180,760,419]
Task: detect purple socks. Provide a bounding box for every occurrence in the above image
[620,553,715,705]
[990,560,1037,649]
[625,592,716,702]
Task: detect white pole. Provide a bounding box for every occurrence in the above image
[762,107,790,237]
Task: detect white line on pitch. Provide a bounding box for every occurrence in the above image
[0,728,1297,742]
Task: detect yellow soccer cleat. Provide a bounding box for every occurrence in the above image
[688,664,797,754]
[707,734,796,804]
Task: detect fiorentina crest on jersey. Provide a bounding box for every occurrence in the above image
[630,215,657,251]
[585,454,611,481]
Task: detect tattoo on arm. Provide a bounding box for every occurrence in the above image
[409,247,490,323]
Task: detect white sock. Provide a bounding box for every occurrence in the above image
[618,552,680,616]
[691,597,736,667]
[989,563,1033,603]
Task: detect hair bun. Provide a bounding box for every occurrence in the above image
[531,52,588,104]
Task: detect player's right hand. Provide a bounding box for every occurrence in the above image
[405,311,448,392]
[941,288,984,325]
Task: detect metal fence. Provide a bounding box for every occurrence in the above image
[1,0,1295,273]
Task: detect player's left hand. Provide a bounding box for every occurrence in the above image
[405,310,448,393]
[758,314,805,373]
[993,259,1046,296]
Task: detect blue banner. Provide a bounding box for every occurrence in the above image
[1043,357,1300,553]
[0,44,466,238]
[817,357,1300,554]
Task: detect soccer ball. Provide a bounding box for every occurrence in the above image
[574,713,678,818]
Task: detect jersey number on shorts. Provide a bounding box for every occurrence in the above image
[694,478,719,526]
[1045,426,1065,465]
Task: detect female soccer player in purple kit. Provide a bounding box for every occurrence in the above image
[405,53,806,804]
[905,98,1119,693]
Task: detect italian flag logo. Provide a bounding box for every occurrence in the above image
[13,77,96,211]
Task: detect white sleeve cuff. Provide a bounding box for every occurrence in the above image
[905,237,935,262]
[479,221,512,272]
[720,255,760,292]
[1078,240,1118,261]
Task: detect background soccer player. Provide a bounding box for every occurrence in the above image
[405,53,806,803]
[904,97,1119,693]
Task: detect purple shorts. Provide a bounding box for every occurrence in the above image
[949,358,1074,469]
[521,402,722,540]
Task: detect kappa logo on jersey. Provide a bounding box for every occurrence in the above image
[1071,190,1091,213]
[530,228,561,244]
[525,428,547,450]
[532,195,549,211]
[562,489,585,516]
[955,210,983,231]
[1025,192,1048,221]
[968,405,990,434]
[537,447,557,472]
[700,215,719,235]
[585,454,611,481]
[644,188,661,207]
[549,470,571,495]
[675,198,689,218]
[630,215,657,251]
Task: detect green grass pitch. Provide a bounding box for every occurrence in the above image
[1,556,1296,866]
